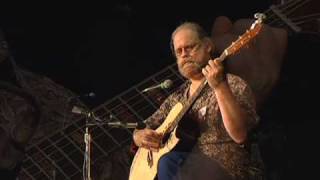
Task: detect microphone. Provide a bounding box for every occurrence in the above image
[76,92,96,98]
[142,79,173,93]
[71,106,103,122]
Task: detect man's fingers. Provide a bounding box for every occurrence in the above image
[138,129,163,150]
[141,139,160,150]
[148,141,160,148]
[208,59,214,67]
[205,65,211,73]
[145,130,162,140]
[145,129,161,136]
[202,68,208,76]
[214,59,224,68]
[145,136,161,144]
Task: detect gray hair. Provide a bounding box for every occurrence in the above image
[170,22,209,56]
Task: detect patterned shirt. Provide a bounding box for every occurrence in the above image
[145,74,264,179]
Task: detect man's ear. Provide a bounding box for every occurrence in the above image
[205,38,215,54]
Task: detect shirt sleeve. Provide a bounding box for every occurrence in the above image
[227,74,260,131]
[144,93,177,130]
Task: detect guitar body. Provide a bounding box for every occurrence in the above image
[129,102,183,180]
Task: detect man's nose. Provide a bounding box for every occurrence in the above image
[180,48,190,58]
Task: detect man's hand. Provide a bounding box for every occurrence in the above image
[202,59,226,89]
[133,129,162,152]
[211,16,288,109]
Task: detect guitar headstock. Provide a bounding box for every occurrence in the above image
[223,13,265,57]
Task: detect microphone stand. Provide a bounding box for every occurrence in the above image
[83,112,108,180]
[70,105,94,180]
[84,116,92,180]
[72,106,97,180]
[71,105,146,180]
[67,95,95,180]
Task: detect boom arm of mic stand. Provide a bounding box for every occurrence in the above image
[107,121,146,129]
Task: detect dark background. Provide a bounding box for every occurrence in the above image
[1,1,319,179]
[0,1,274,106]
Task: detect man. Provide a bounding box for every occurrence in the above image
[133,22,264,180]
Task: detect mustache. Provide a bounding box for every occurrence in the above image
[181,60,205,69]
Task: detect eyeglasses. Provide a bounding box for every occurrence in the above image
[174,42,202,57]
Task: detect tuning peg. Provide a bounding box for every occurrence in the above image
[254,13,266,20]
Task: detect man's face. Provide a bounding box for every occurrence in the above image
[173,29,211,80]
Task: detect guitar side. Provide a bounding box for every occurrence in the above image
[129,102,184,180]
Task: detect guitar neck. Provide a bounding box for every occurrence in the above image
[165,79,207,134]
[218,51,228,62]
[179,50,228,115]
